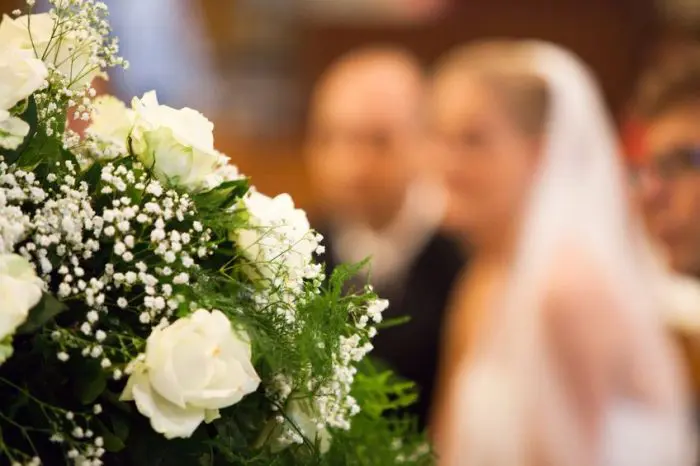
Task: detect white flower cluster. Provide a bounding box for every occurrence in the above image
[0,253,43,364]
[60,412,107,466]
[0,2,400,460]
[0,167,40,252]
[83,96,134,159]
[311,298,388,431]
[84,92,242,191]
[0,7,48,149]
[49,161,217,370]
[120,309,260,439]
[0,153,218,368]
[0,161,99,282]
[7,400,107,466]
[234,191,324,325]
[264,296,388,451]
[6,0,125,87]
[3,0,127,148]
[0,151,239,454]
[393,439,431,464]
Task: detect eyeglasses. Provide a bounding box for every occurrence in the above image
[630,146,700,184]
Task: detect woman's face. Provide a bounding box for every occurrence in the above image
[430,74,542,245]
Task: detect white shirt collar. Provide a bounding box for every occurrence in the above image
[331,181,446,287]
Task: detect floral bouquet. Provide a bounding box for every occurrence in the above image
[0,1,431,465]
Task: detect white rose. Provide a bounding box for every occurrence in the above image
[0,45,48,110]
[0,254,43,343]
[0,13,104,88]
[285,399,331,454]
[0,109,30,150]
[233,191,318,283]
[120,309,260,439]
[0,42,48,149]
[202,163,243,191]
[130,91,229,191]
[0,339,13,365]
[86,95,135,156]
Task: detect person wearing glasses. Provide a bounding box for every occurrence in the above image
[630,46,700,418]
[632,48,700,279]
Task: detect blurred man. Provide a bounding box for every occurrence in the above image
[306,47,465,428]
[633,47,700,277]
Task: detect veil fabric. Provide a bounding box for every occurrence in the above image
[448,42,696,465]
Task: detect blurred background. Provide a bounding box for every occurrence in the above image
[2,0,699,220]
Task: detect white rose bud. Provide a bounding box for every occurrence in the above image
[0,254,44,361]
[233,191,318,282]
[0,109,30,150]
[86,96,135,157]
[129,91,229,191]
[0,13,104,88]
[0,37,48,149]
[272,399,331,454]
[120,309,260,439]
[0,45,48,110]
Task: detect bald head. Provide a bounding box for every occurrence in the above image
[307,47,426,229]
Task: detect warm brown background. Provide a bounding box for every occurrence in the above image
[0,0,684,217]
[214,0,665,217]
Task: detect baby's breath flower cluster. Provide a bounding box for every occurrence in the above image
[0,1,430,465]
[235,191,325,328]
[6,0,127,152]
[312,297,388,428]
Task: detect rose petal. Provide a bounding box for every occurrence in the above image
[169,332,214,392]
[184,359,253,410]
[0,111,29,150]
[129,367,205,439]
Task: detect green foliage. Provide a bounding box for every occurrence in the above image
[0,7,433,465]
[1,97,38,165]
[17,294,67,335]
[322,360,433,466]
[194,178,250,211]
[0,150,433,464]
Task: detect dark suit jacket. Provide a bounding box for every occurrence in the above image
[319,227,466,429]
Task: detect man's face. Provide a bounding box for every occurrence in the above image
[306,69,422,227]
[639,104,700,275]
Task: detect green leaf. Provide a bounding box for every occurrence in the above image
[126,417,211,466]
[1,96,38,165]
[60,146,79,166]
[327,258,370,295]
[15,130,61,169]
[83,158,103,188]
[7,389,29,418]
[17,293,67,334]
[102,389,133,414]
[194,178,250,210]
[78,370,107,405]
[97,418,126,452]
[376,315,411,330]
[110,410,131,441]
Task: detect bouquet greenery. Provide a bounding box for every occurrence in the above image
[0,1,432,465]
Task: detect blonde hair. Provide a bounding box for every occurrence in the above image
[433,40,551,135]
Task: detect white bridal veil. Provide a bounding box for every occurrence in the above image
[450,42,696,465]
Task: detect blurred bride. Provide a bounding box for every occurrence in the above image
[429,40,697,465]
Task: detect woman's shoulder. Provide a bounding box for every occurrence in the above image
[545,242,632,303]
[543,248,627,340]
